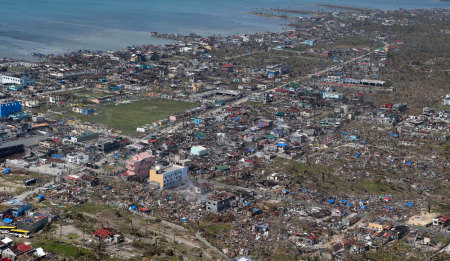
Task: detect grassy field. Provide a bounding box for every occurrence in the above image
[33,240,95,259]
[92,99,196,134]
[55,98,197,135]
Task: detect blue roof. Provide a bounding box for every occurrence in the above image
[3,218,12,223]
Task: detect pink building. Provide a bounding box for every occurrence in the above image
[126,151,155,179]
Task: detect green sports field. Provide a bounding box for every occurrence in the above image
[58,98,197,135]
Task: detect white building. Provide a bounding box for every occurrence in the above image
[190,145,208,156]
[24,100,40,108]
[322,92,343,100]
[1,75,35,86]
[66,152,89,164]
[443,94,450,106]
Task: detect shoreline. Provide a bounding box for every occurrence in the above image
[1,6,449,63]
[314,4,377,12]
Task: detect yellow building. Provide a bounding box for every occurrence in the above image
[149,165,188,190]
[368,217,391,232]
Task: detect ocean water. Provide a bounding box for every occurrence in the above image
[0,0,448,60]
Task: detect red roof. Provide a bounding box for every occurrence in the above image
[16,243,33,253]
[439,215,450,222]
[222,64,233,68]
[94,228,113,238]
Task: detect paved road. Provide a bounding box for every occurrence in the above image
[224,51,263,60]
[41,86,85,94]
[16,180,55,201]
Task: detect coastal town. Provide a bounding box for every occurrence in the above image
[0,6,449,261]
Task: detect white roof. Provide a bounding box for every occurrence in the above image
[1,237,13,244]
[192,145,207,150]
[34,247,46,257]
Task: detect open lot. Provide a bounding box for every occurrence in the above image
[0,172,51,196]
[54,98,197,135]
[92,99,197,134]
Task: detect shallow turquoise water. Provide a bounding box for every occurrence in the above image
[0,0,448,59]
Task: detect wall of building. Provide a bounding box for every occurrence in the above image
[16,216,49,233]
[126,152,155,179]
[0,131,49,149]
[1,75,35,86]
[0,101,22,117]
[149,166,188,189]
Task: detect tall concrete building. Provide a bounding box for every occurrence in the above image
[149,164,188,189]
[126,151,155,179]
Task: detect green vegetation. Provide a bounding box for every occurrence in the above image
[205,223,231,235]
[358,180,396,194]
[431,104,450,111]
[7,65,29,72]
[271,158,413,197]
[55,98,197,135]
[363,23,449,112]
[432,202,450,214]
[66,233,80,240]
[360,240,440,261]
[320,37,383,49]
[71,203,108,215]
[235,50,331,76]
[34,240,94,258]
[93,99,196,134]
